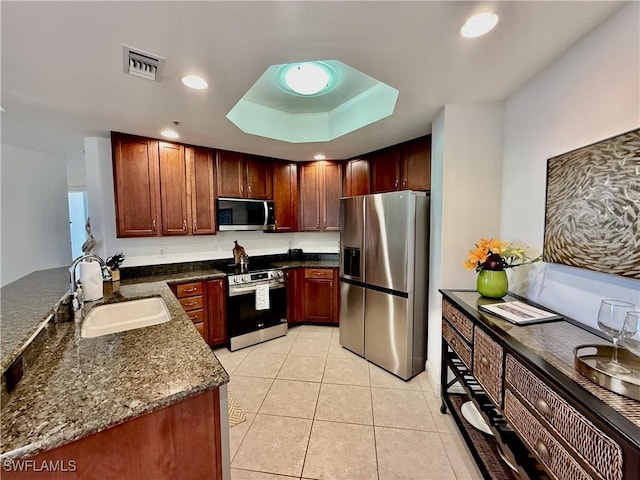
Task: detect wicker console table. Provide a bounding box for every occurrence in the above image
[440,289,640,480]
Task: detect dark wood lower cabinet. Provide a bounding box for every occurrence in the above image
[207,278,227,347]
[301,268,339,325]
[2,389,223,480]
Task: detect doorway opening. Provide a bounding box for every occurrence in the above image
[68,191,88,259]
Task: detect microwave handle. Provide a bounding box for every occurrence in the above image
[264,201,268,226]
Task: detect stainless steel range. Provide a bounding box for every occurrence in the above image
[226,266,287,351]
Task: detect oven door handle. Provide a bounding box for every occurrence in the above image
[228,282,285,297]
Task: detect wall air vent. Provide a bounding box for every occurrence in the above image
[122,45,165,81]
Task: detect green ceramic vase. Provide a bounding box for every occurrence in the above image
[477,269,508,298]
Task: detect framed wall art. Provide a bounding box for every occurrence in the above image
[543,128,640,280]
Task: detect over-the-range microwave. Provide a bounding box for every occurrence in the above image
[217,198,276,231]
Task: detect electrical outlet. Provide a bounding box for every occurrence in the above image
[158,247,166,258]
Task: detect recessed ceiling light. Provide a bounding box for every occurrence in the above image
[277,62,337,96]
[461,12,499,38]
[161,129,180,139]
[181,75,208,90]
[313,154,326,160]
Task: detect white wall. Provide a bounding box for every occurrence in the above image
[427,103,504,386]
[84,137,339,267]
[1,144,71,286]
[501,2,640,329]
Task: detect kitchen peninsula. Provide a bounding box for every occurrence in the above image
[0,268,231,479]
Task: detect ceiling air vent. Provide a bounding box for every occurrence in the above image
[122,45,165,81]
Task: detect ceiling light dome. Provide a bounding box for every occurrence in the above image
[277,62,337,96]
[461,12,499,38]
[181,75,208,90]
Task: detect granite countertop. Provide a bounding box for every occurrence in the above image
[1,267,71,372]
[1,279,228,460]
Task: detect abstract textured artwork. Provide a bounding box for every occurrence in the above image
[544,128,640,280]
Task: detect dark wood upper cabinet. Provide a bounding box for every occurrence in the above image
[344,158,370,197]
[159,141,188,235]
[402,135,431,191]
[322,162,342,231]
[370,146,402,193]
[299,161,342,232]
[245,156,273,199]
[370,135,431,193]
[272,161,298,232]
[215,151,272,199]
[112,133,161,237]
[215,150,245,198]
[187,147,216,235]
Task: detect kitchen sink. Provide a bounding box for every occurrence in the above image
[81,297,171,338]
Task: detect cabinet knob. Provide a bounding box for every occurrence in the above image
[152,219,156,233]
[394,180,399,189]
[183,220,187,231]
[534,439,551,462]
[402,179,407,189]
[193,220,197,231]
[535,398,553,418]
[240,185,244,194]
[248,185,252,196]
[480,356,489,368]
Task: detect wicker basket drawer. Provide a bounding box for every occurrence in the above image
[505,355,623,480]
[442,300,473,343]
[504,389,593,480]
[442,319,472,369]
[473,329,503,406]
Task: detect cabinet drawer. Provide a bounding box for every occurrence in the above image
[304,268,333,279]
[505,355,623,480]
[177,282,203,298]
[193,321,205,338]
[179,296,204,311]
[442,320,472,369]
[442,300,473,343]
[473,329,503,406]
[504,389,593,480]
[187,309,205,324]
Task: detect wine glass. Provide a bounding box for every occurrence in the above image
[619,311,640,359]
[597,299,636,373]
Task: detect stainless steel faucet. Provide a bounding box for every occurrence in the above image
[70,254,107,320]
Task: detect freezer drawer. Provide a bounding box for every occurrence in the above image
[339,280,365,356]
[364,288,413,379]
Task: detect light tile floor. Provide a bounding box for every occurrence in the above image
[214,325,482,480]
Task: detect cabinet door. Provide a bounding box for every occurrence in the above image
[370,147,401,193]
[322,162,343,231]
[345,158,370,197]
[246,156,273,199]
[299,163,321,231]
[112,133,161,237]
[286,268,302,325]
[402,135,431,191]
[272,161,298,232]
[302,269,337,323]
[159,142,188,235]
[187,147,216,235]
[207,278,227,347]
[216,151,245,198]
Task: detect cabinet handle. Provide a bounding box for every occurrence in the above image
[394,179,399,189]
[535,398,553,418]
[323,220,327,229]
[183,220,187,231]
[240,185,244,194]
[275,220,278,229]
[183,301,198,307]
[534,439,551,462]
[316,218,319,230]
[183,287,197,293]
[152,219,156,233]
[480,356,489,368]
[193,220,197,231]
[313,271,323,276]
[248,185,252,196]
[189,314,198,321]
[403,179,407,189]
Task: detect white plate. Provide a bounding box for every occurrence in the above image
[461,401,493,436]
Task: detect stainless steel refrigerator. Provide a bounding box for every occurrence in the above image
[339,191,429,380]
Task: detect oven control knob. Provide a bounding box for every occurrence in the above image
[242,275,250,283]
[274,271,283,279]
